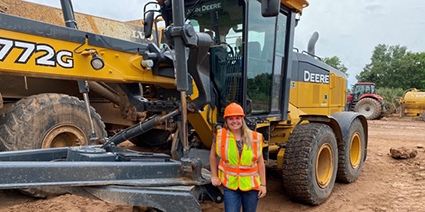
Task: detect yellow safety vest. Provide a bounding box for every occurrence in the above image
[215,128,263,191]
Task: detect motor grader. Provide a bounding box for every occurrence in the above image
[0,0,368,211]
[0,0,171,150]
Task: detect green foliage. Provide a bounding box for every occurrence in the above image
[322,56,349,77]
[357,44,425,90]
[247,73,271,102]
[376,87,404,113]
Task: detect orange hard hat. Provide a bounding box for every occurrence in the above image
[223,103,245,118]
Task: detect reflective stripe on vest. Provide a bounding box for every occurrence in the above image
[215,128,263,191]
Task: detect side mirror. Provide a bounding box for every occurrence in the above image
[246,98,252,115]
[143,11,155,38]
[261,0,279,17]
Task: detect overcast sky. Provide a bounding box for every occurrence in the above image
[26,0,425,87]
[294,0,425,86]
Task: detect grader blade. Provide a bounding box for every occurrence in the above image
[0,145,222,211]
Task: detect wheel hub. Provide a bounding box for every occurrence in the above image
[42,124,87,148]
[360,104,374,116]
[350,132,362,169]
[316,143,334,188]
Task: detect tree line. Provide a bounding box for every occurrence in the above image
[356,44,425,90]
[322,44,425,113]
[323,44,425,91]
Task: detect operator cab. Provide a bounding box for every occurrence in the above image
[185,0,295,121]
[353,83,376,101]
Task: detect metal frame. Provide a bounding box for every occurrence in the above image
[0,145,197,186]
[0,145,222,211]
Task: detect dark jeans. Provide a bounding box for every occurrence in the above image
[223,186,259,212]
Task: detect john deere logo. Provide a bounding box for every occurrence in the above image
[303,70,329,84]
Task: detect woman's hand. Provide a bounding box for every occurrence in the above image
[209,141,221,187]
[258,185,267,198]
[211,176,222,187]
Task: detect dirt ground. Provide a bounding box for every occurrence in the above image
[0,116,424,212]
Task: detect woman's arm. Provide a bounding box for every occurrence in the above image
[258,156,267,198]
[209,141,221,186]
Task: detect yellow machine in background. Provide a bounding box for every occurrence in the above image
[0,0,368,208]
[400,88,425,121]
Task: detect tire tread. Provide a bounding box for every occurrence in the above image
[282,123,333,205]
[336,119,365,183]
[355,98,382,120]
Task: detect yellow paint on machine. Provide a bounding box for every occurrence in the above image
[0,29,175,87]
[188,105,218,149]
[269,103,304,146]
[272,73,346,170]
[281,0,309,14]
[401,88,425,117]
[289,72,346,116]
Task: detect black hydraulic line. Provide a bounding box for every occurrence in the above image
[60,0,98,140]
[154,15,162,46]
[185,0,203,22]
[105,109,179,147]
[60,0,77,29]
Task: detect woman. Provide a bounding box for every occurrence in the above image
[210,103,266,212]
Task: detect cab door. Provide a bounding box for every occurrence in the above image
[245,0,276,115]
[245,0,289,117]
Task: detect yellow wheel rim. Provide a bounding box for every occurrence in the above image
[316,143,333,188]
[350,132,362,169]
[42,124,87,148]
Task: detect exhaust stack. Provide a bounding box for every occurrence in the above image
[307,31,319,55]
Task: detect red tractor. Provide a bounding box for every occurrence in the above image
[347,82,386,120]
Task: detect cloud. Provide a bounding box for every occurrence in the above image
[365,3,383,14]
[295,0,425,87]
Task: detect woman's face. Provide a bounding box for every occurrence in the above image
[226,116,243,132]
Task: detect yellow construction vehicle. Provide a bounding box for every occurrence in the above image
[400,88,425,121]
[0,0,368,210]
[0,0,170,150]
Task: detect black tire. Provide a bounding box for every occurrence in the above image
[336,119,365,183]
[354,98,382,120]
[130,129,170,147]
[376,112,385,120]
[375,101,388,120]
[0,93,106,150]
[282,123,338,205]
[0,93,107,198]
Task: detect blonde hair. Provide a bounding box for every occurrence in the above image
[223,118,253,149]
